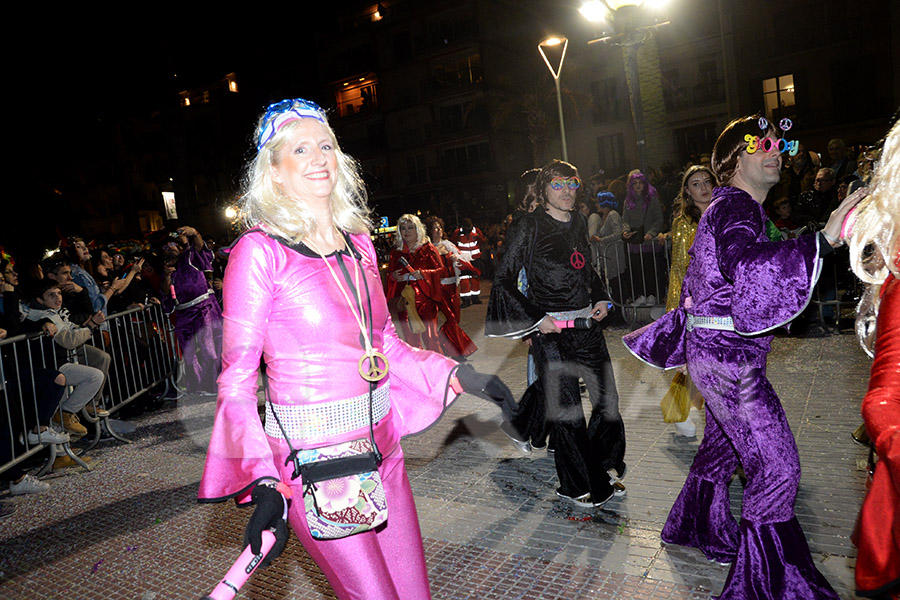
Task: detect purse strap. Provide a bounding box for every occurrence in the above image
[266,232,382,482]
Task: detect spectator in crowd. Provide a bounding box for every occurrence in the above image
[771,142,816,207]
[0,265,71,482]
[161,226,223,395]
[591,191,627,309]
[654,160,681,226]
[772,196,803,237]
[621,170,667,306]
[795,167,838,225]
[0,259,26,322]
[587,172,606,199]
[622,170,665,242]
[624,114,853,599]
[1,323,67,496]
[451,218,487,306]
[846,119,899,600]
[64,237,129,318]
[828,138,856,181]
[43,260,95,326]
[25,280,110,437]
[607,177,627,213]
[103,257,149,314]
[487,159,625,508]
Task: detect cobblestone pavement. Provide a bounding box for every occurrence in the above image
[1,282,871,599]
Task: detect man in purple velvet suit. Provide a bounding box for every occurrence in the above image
[162,226,222,394]
[624,115,857,599]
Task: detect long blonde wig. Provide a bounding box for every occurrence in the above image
[395,214,427,251]
[848,120,900,355]
[240,112,371,242]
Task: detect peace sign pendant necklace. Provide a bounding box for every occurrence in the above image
[305,232,389,382]
[570,247,585,269]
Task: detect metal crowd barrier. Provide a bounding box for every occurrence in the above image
[597,238,671,326]
[809,246,860,333]
[1,303,179,479]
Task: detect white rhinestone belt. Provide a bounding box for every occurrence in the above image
[547,305,593,320]
[264,383,391,441]
[686,314,735,332]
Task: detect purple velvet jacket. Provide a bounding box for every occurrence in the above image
[624,186,822,366]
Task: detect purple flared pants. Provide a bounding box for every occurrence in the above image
[662,340,839,600]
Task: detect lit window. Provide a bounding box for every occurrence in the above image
[762,74,795,119]
[226,73,239,93]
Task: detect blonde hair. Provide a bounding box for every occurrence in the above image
[240,114,371,243]
[395,214,427,251]
[848,120,900,354]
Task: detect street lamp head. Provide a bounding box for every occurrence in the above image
[579,1,609,23]
[540,36,566,47]
[606,0,643,9]
[538,36,568,80]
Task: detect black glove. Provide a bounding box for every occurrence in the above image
[242,484,289,569]
[455,364,517,420]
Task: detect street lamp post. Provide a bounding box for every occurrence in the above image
[581,1,669,175]
[538,36,569,163]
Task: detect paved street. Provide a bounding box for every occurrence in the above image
[1,282,872,599]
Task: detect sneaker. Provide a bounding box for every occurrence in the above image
[53,411,88,436]
[851,423,870,446]
[593,488,617,506]
[556,489,596,509]
[10,474,50,496]
[0,501,17,520]
[607,465,627,484]
[500,421,532,455]
[52,454,93,470]
[83,404,110,418]
[23,428,70,445]
[674,417,697,437]
[612,481,627,497]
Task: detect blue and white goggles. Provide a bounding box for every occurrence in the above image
[256,98,326,150]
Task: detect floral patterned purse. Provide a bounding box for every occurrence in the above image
[294,438,388,539]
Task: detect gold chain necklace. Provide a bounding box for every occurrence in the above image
[304,231,389,382]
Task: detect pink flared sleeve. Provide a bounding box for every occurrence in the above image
[198,233,279,504]
[353,234,461,437]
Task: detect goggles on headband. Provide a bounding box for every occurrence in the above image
[256,98,327,150]
[549,176,581,191]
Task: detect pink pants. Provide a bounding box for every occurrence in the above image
[287,445,432,600]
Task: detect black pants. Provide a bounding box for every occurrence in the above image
[1,368,65,482]
[510,326,626,500]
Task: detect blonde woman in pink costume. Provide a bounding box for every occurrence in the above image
[197,99,513,599]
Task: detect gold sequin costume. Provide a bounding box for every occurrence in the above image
[666,214,698,311]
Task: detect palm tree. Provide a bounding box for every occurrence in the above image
[491,74,592,167]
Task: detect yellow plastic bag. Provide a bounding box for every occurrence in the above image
[661,371,691,423]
